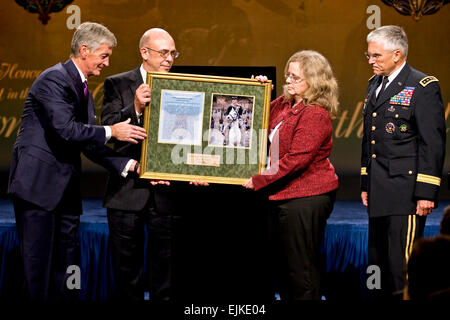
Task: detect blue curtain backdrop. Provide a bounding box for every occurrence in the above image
[0,199,445,300]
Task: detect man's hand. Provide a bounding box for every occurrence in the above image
[129,160,140,175]
[416,200,435,216]
[361,191,368,207]
[110,118,147,144]
[242,178,255,190]
[134,83,151,114]
[150,180,171,186]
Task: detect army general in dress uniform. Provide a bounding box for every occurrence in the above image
[360,25,446,299]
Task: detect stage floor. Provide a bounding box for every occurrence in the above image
[2,198,446,225]
[0,198,447,300]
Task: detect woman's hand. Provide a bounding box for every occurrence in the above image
[242,177,255,190]
[251,75,273,89]
[252,74,268,82]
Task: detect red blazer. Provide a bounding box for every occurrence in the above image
[252,95,338,201]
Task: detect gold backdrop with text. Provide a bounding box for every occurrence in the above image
[0,0,449,174]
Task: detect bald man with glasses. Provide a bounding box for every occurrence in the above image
[101,28,181,301]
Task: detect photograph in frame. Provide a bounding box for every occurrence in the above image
[208,94,255,149]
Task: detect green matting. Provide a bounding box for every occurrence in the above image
[145,77,268,180]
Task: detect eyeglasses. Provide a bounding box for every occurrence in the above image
[284,73,304,83]
[364,52,383,61]
[145,47,180,59]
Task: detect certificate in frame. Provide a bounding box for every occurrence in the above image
[139,71,272,185]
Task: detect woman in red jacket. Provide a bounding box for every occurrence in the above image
[243,50,339,300]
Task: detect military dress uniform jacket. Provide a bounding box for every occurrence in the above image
[361,63,446,217]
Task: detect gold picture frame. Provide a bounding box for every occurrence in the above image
[139,71,272,185]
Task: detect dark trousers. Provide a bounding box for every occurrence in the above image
[368,214,426,299]
[13,197,80,301]
[271,191,336,300]
[107,205,173,301]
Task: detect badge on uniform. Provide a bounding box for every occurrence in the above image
[390,87,415,106]
[386,122,395,134]
[388,105,395,112]
[400,124,408,132]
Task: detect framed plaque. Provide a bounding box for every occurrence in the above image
[139,71,272,185]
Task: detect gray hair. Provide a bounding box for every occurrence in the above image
[70,22,117,57]
[367,25,408,57]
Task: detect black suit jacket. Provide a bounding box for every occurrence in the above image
[101,67,154,211]
[102,67,190,213]
[8,59,129,213]
[361,63,446,217]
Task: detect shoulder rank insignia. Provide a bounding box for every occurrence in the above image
[419,76,438,87]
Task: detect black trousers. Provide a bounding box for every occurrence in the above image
[368,214,426,299]
[271,191,336,300]
[107,202,174,301]
[169,185,273,302]
[13,197,81,301]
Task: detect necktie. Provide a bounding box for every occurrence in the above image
[376,76,389,101]
[83,81,89,101]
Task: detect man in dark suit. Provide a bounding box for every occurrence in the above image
[360,25,446,299]
[101,28,183,301]
[8,22,147,300]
